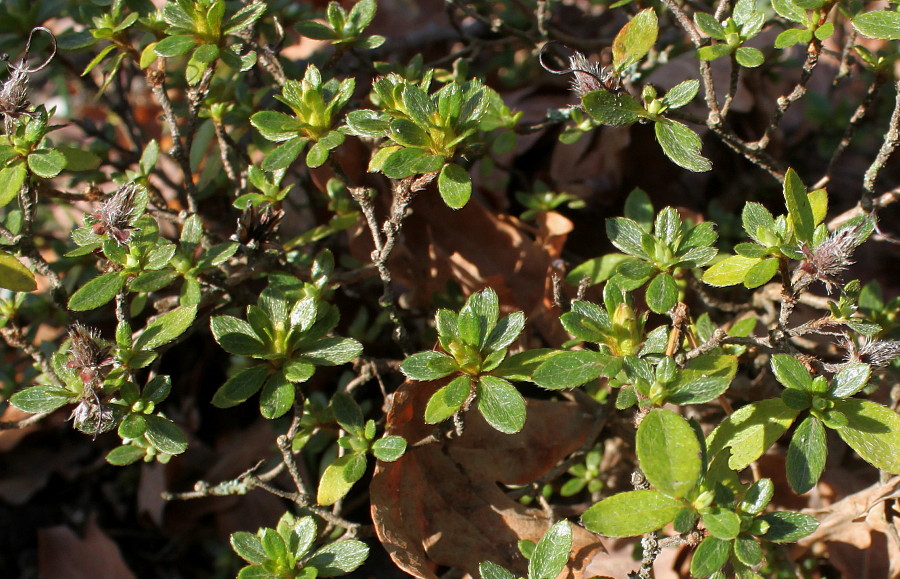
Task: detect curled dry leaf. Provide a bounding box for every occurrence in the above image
[370,379,608,579]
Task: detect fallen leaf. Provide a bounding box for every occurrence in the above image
[38,516,136,579]
[370,379,608,578]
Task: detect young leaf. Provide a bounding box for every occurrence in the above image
[690,536,731,577]
[702,255,760,287]
[645,271,677,313]
[529,521,572,579]
[636,409,702,499]
[143,414,188,455]
[477,376,526,434]
[438,163,472,209]
[828,363,871,399]
[317,452,367,505]
[230,532,267,565]
[834,399,900,473]
[372,436,407,462]
[706,398,800,470]
[300,336,362,365]
[135,306,198,351]
[106,445,146,466]
[606,217,651,259]
[786,415,826,494]
[701,507,741,540]
[211,316,268,356]
[260,370,294,419]
[424,375,470,424]
[582,91,644,126]
[401,351,459,381]
[853,10,900,40]
[770,354,812,391]
[533,350,609,389]
[0,251,36,292]
[612,8,659,71]
[654,118,712,173]
[581,490,682,537]
[307,540,370,576]
[783,168,814,244]
[211,365,270,408]
[479,562,516,579]
[10,384,73,413]
[68,272,125,311]
[0,161,27,208]
[758,511,819,542]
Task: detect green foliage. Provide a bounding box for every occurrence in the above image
[230,513,369,578]
[297,0,385,49]
[479,521,573,579]
[401,287,534,433]
[695,0,766,67]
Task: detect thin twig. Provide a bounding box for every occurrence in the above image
[862,80,900,213]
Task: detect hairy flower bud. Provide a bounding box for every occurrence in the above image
[91,182,141,245]
[66,323,114,386]
[797,223,868,293]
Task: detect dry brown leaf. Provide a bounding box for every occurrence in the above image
[38,516,136,579]
[370,379,607,579]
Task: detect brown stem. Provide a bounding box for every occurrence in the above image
[863,80,900,213]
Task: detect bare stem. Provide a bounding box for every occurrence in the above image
[863,80,900,213]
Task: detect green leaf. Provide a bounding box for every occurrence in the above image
[698,44,734,61]
[707,398,800,470]
[485,312,525,352]
[479,562,516,579]
[739,478,774,515]
[834,399,900,473]
[332,392,364,434]
[477,376,526,434]
[301,337,362,365]
[135,306,197,351]
[56,146,101,171]
[733,535,763,566]
[829,364,871,399]
[853,10,900,40]
[27,149,66,178]
[702,255,761,287]
[529,521,572,579]
[128,270,180,293]
[10,384,73,413]
[759,511,818,542]
[0,161,26,208]
[770,354,812,391]
[389,118,431,148]
[401,351,459,381]
[666,354,737,405]
[0,250,36,292]
[118,413,147,439]
[735,46,764,67]
[581,489,682,537]
[316,453,367,506]
[743,257,779,288]
[772,0,806,23]
[742,202,776,244]
[68,272,125,311]
[702,507,741,540]
[307,539,370,576]
[230,532,267,565]
[654,118,712,173]
[212,365,270,408]
[372,436,407,462]
[425,375,471,424]
[106,445,146,466]
[662,80,699,109]
[582,91,644,126]
[775,27,811,48]
[211,316,268,356]
[533,350,609,389]
[637,409,702,499]
[612,8,659,71]
[492,349,560,381]
[380,147,432,178]
[260,370,294,419]
[690,536,731,577]
[143,414,188,455]
[344,109,390,138]
[438,163,472,209]
[784,168,814,243]
[566,254,634,286]
[261,136,307,171]
[606,217,651,258]
[786,415,826,494]
[646,272,678,313]
[694,12,726,39]
[155,34,197,57]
